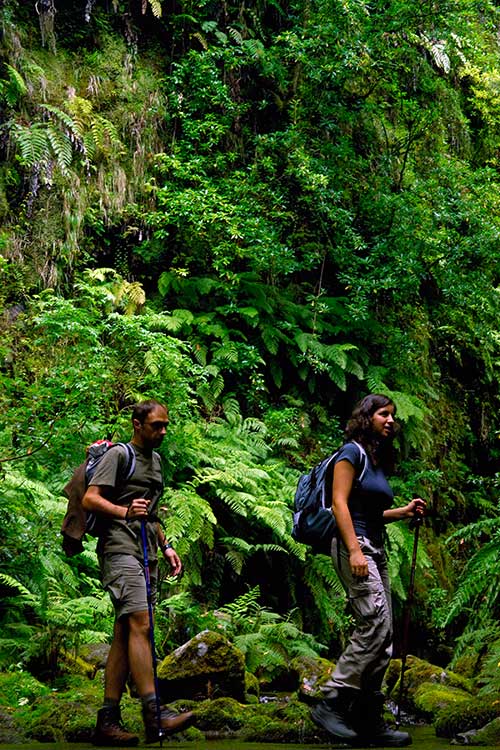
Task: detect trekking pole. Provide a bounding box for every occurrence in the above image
[396,513,422,727]
[140,518,164,747]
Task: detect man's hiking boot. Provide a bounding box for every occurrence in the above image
[142,700,194,743]
[353,691,412,747]
[311,688,359,741]
[93,705,139,747]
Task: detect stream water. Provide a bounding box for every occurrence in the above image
[1,726,498,750]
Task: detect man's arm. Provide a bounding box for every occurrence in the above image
[157,523,182,575]
[82,485,150,521]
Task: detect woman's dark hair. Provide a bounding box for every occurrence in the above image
[132,399,166,424]
[345,394,398,469]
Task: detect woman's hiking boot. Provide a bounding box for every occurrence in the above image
[92,705,139,747]
[310,688,359,741]
[142,699,194,743]
[353,691,412,747]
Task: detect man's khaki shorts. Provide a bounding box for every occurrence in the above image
[100,554,158,620]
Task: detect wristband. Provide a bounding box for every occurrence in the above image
[161,542,173,552]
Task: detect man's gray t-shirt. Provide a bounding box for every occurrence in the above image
[88,442,163,560]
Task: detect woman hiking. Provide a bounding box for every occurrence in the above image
[311,394,425,747]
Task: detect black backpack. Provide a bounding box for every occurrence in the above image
[291,442,367,555]
[61,440,136,556]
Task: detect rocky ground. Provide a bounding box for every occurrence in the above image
[0,630,498,745]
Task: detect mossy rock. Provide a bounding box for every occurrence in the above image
[245,670,260,699]
[384,657,403,694]
[78,642,110,670]
[434,695,500,738]
[452,649,484,680]
[191,696,248,734]
[471,716,500,745]
[290,654,336,702]
[241,696,325,743]
[388,655,475,711]
[413,683,471,721]
[192,694,327,743]
[0,707,27,745]
[158,629,246,702]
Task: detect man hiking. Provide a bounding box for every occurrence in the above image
[83,399,193,746]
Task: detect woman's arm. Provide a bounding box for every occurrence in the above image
[332,459,368,577]
[383,497,426,523]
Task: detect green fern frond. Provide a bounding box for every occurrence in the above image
[446,514,499,545]
[46,123,73,174]
[326,363,347,390]
[197,372,225,411]
[215,489,249,516]
[92,115,120,147]
[441,535,500,628]
[2,64,27,106]
[261,325,282,355]
[160,489,217,545]
[224,548,245,575]
[252,503,289,537]
[219,586,261,619]
[242,417,267,434]
[11,123,49,165]
[253,542,288,554]
[40,103,82,139]
[228,27,243,45]
[222,397,241,421]
[0,573,36,602]
[242,38,265,59]
[148,0,163,17]
[212,341,239,364]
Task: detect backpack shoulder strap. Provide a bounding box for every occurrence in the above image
[351,441,368,482]
[117,442,136,481]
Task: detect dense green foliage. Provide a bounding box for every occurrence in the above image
[0,0,498,695]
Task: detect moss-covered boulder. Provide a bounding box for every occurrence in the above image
[289,654,336,702]
[453,649,485,680]
[413,683,472,721]
[465,716,500,746]
[192,696,248,736]
[241,695,327,743]
[78,642,110,671]
[387,655,475,715]
[245,670,260,700]
[191,695,327,744]
[434,695,500,739]
[157,629,246,702]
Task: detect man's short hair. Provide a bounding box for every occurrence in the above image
[131,400,167,424]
